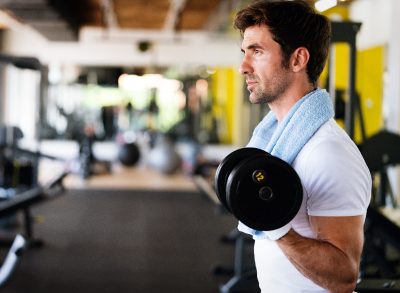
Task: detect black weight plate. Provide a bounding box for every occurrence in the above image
[214,147,267,212]
[226,154,303,231]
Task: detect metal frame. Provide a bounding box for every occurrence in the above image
[329,21,366,141]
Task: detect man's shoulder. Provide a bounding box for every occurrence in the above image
[299,119,355,160]
[294,120,371,217]
[294,118,370,182]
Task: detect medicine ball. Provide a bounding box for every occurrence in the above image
[118,142,140,166]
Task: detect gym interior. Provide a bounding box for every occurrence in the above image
[1,0,400,292]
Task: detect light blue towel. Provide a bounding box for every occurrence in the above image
[239,88,334,239]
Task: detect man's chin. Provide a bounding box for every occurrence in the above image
[249,94,262,104]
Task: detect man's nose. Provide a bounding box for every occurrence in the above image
[239,55,253,75]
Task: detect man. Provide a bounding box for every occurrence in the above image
[234,1,371,292]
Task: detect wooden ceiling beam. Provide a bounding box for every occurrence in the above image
[177,0,221,30]
[163,0,186,31]
[113,0,170,29]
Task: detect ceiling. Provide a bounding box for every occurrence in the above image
[0,0,226,41]
[0,0,356,42]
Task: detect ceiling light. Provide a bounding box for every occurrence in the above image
[315,0,338,12]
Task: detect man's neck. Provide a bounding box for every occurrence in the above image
[268,84,315,122]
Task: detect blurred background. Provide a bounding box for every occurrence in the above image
[1,0,400,292]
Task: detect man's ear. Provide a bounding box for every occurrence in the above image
[291,47,310,73]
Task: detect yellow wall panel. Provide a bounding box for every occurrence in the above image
[355,46,384,140]
[211,68,235,144]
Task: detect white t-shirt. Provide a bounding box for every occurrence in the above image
[255,118,372,292]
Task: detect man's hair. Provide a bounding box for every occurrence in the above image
[234,0,331,85]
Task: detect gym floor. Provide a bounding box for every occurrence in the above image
[1,166,258,293]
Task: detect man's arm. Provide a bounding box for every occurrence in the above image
[277,215,364,293]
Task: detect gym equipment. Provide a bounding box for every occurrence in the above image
[356,278,400,292]
[147,135,182,174]
[0,126,23,147]
[1,143,64,189]
[328,21,365,141]
[0,234,25,288]
[0,126,36,189]
[359,130,400,173]
[215,148,264,213]
[0,54,41,71]
[359,130,400,207]
[215,147,303,231]
[118,142,140,167]
[2,158,34,188]
[357,130,400,286]
[0,172,66,217]
[101,106,117,140]
[0,172,67,242]
[0,172,66,286]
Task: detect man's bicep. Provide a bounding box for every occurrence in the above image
[309,215,365,262]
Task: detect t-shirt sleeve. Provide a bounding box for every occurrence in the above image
[304,139,371,217]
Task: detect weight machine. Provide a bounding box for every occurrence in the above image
[0,54,64,245]
[327,22,400,293]
[327,21,366,142]
[0,53,69,287]
[0,172,67,288]
[356,130,400,291]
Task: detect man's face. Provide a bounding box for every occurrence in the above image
[239,24,293,104]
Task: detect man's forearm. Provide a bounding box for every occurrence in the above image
[277,230,359,293]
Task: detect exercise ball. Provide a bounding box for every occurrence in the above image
[147,136,182,174]
[118,142,140,166]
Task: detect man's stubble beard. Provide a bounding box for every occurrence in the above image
[249,75,291,105]
[248,56,292,104]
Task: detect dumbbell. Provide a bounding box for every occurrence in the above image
[214,147,303,231]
